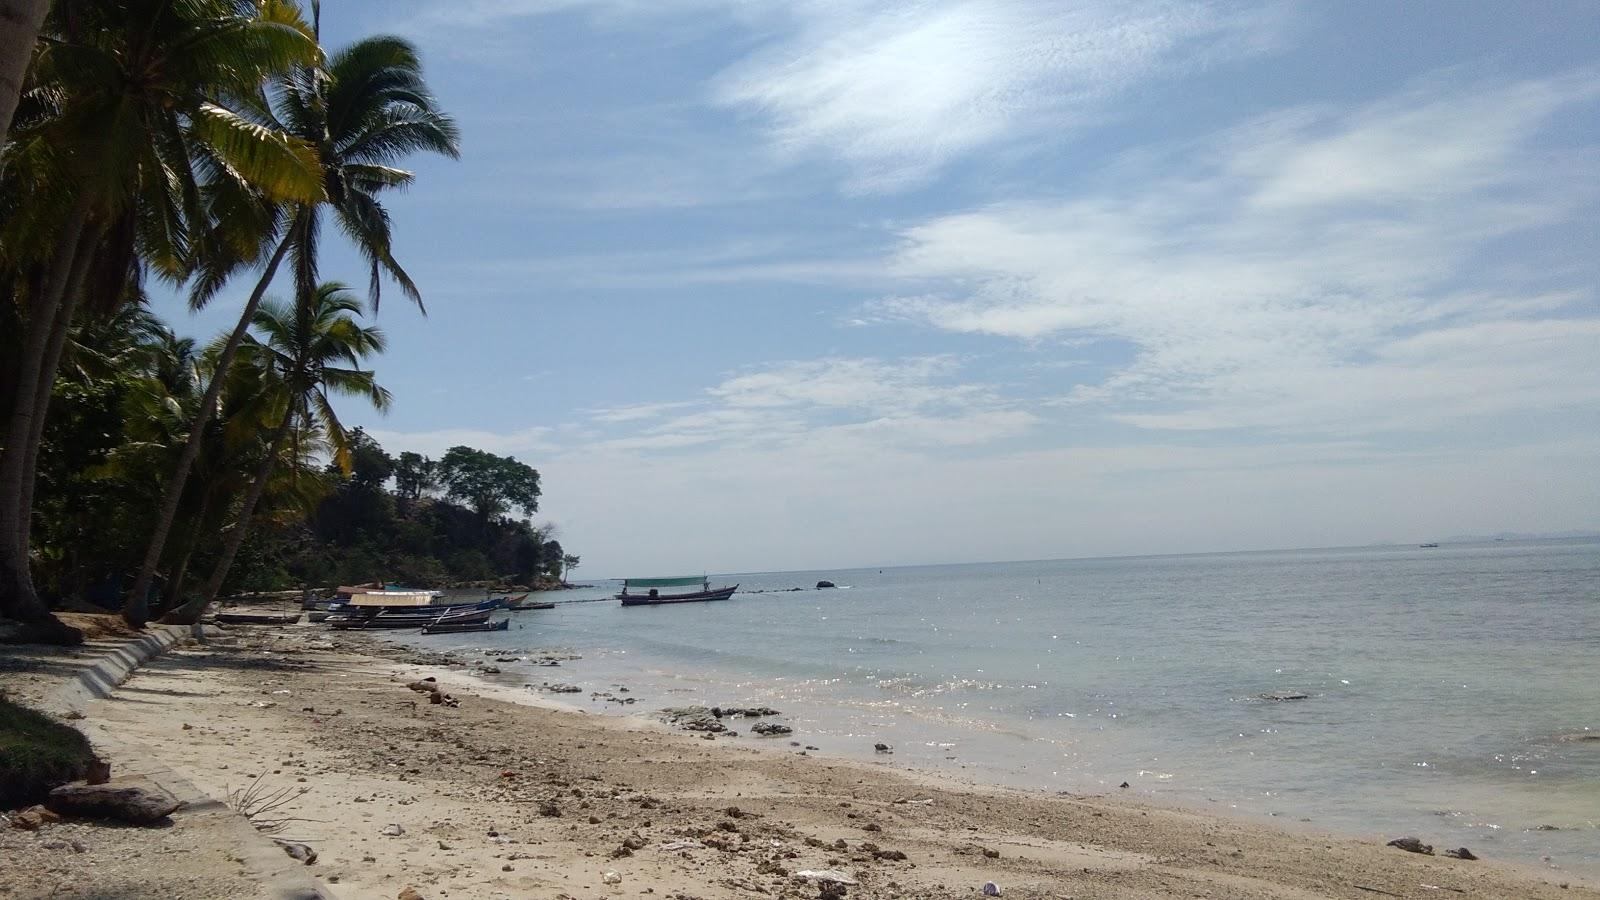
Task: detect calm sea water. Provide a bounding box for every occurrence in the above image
[403,540,1600,875]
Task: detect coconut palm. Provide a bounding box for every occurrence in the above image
[0,0,47,144]
[0,0,322,641]
[128,29,458,625]
[164,282,389,624]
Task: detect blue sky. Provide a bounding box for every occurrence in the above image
[154,1,1600,575]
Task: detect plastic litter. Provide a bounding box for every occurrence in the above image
[795,870,858,886]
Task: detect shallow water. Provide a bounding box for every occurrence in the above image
[401,539,1600,875]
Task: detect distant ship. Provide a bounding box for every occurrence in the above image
[1419,542,1440,548]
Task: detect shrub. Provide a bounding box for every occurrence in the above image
[0,695,97,809]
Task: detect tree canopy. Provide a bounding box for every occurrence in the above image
[436,446,541,526]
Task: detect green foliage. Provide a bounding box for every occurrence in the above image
[436,446,541,525]
[233,432,565,589]
[0,695,96,809]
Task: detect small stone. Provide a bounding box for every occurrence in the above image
[873,743,891,753]
[276,840,317,864]
[381,823,405,836]
[1444,847,1479,861]
[982,882,1002,897]
[873,849,907,861]
[398,888,425,900]
[981,847,1000,859]
[502,863,514,871]
[602,870,623,884]
[8,806,60,830]
[1387,836,1433,855]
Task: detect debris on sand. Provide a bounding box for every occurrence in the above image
[1387,836,1433,855]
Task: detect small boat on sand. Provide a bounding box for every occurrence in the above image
[422,618,510,635]
[618,576,738,607]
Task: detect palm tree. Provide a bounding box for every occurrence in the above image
[128,30,458,625]
[0,0,322,641]
[0,0,47,144]
[164,282,389,624]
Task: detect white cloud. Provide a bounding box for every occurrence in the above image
[581,356,1027,454]
[715,0,1289,190]
[874,71,1600,432]
[407,0,1290,191]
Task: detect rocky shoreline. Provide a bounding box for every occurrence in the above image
[20,623,1596,899]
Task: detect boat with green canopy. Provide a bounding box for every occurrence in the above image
[617,576,739,607]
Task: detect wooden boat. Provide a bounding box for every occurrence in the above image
[421,618,510,635]
[504,594,555,611]
[322,597,498,620]
[618,576,739,607]
[327,606,494,630]
[216,612,301,625]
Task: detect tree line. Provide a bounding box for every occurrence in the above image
[0,1,553,643]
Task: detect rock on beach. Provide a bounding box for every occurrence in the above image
[45,781,181,824]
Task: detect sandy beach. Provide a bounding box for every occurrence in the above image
[18,623,1582,900]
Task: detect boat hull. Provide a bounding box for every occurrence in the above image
[618,584,739,606]
[422,618,510,635]
[216,613,301,625]
[327,607,494,630]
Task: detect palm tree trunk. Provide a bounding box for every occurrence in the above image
[162,408,294,626]
[125,232,292,626]
[0,0,48,146]
[0,195,91,643]
[15,229,96,557]
[154,485,214,617]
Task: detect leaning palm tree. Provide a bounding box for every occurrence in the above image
[0,0,322,641]
[127,30,458,625]
[164,282,389,624]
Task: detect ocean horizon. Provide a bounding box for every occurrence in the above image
[402,537,1600,877]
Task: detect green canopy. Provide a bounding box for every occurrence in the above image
[623,576,707,588]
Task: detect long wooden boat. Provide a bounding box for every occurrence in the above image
[323,597,499,619]
[216,612,302,625]
[421,618,510,635]
[618,576,739,607]
[327,606,494,630]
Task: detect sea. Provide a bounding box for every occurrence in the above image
[396,539,1600,876]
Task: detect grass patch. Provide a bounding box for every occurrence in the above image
[0,693,96,809]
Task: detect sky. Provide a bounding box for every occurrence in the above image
[153,0,1600,576]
